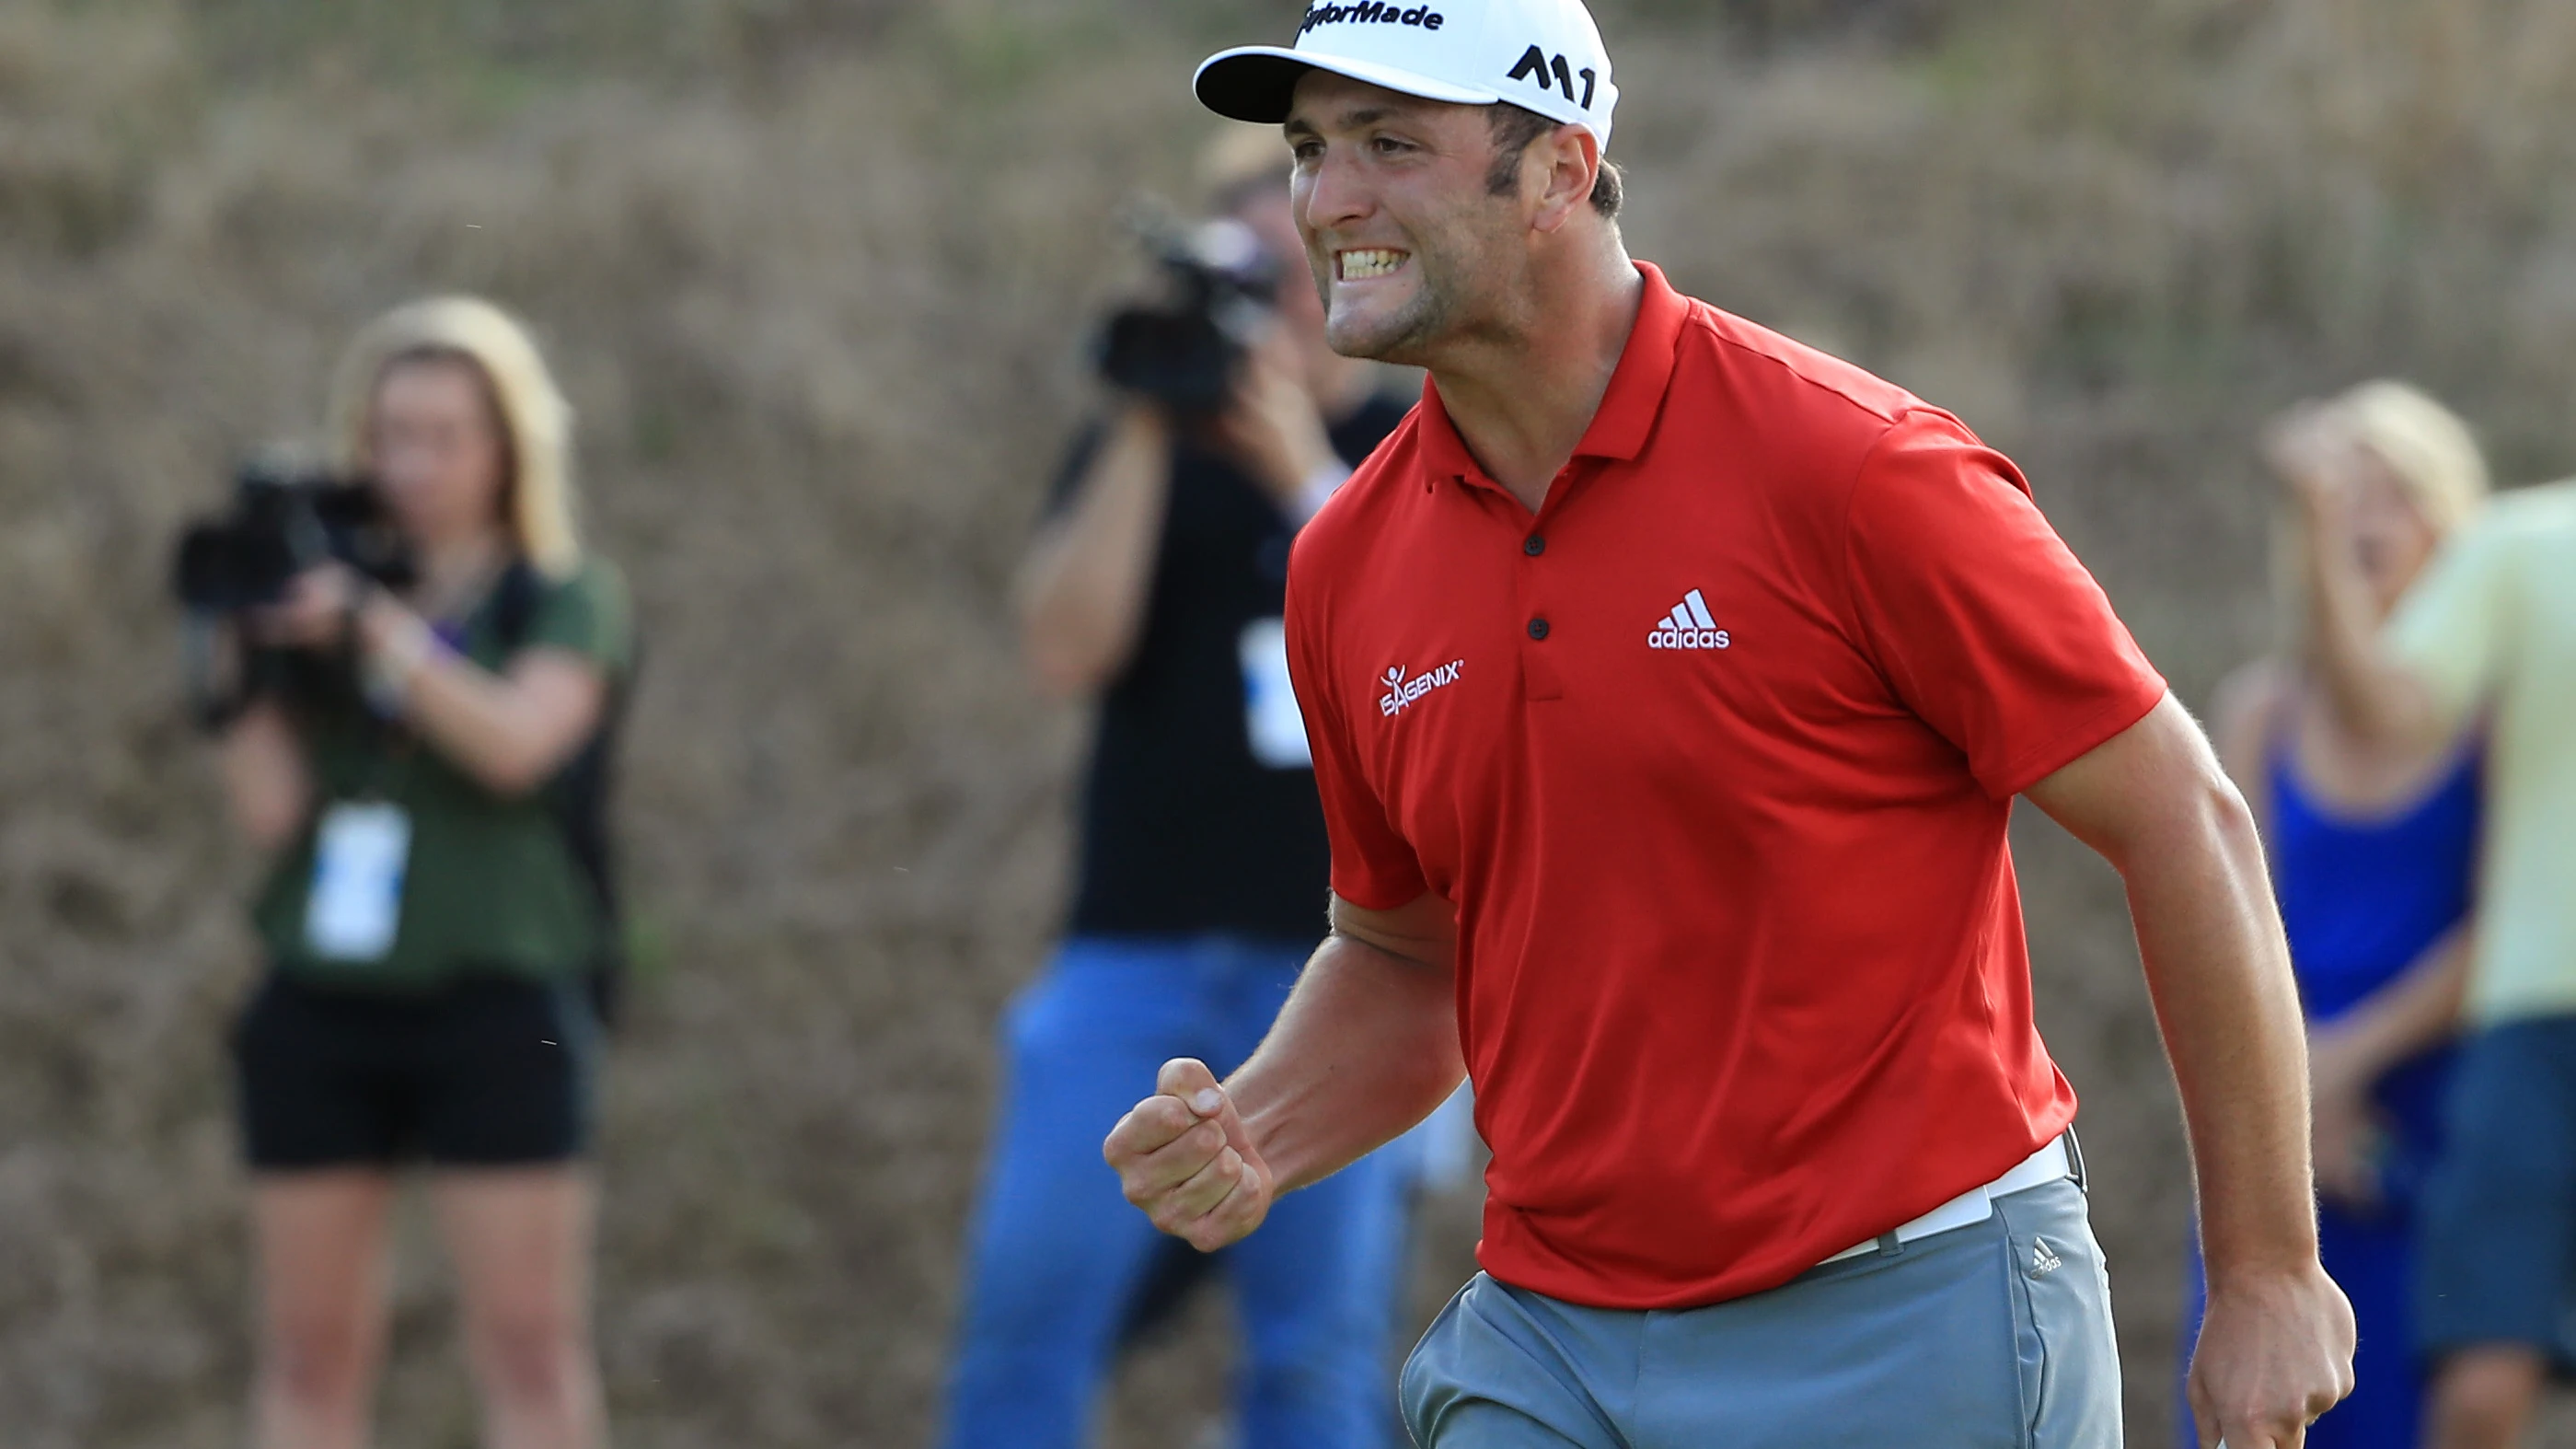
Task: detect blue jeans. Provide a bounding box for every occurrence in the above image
[938,935,1410,1449]
[2417,1013,2576,1370]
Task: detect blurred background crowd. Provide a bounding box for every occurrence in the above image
[5,0,2576,1445]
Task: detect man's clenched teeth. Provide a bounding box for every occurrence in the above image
[1336,249,1410,281]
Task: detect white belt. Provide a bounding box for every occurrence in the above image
[1818,1134,2074,1267]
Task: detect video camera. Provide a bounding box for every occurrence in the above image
[169,461,416,726]
[1092,206,1284,414]
[172,462,413,613]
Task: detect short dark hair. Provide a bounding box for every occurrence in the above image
[1485,103,1622,219]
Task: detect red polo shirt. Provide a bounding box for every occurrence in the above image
[1286,262,2166,1309]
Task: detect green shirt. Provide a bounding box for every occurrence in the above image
[2386,481,2576,1025]
[254,557,634,991]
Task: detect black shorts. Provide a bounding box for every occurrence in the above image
[232,972,599,1171]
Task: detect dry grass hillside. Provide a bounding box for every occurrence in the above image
[3,1,2574,1444]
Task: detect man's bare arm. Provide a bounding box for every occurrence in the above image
[1103,891,1462,1250]
[1233,892,1464,1191]
[2025,692,2353,1449]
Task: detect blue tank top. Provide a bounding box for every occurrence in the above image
[2268,742,2478,1201]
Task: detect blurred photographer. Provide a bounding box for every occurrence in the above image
[937,133,1414,1449]
[205,297,630,1449]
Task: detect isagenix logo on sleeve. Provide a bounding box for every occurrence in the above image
[1380,659,1465,715]
[1302,3,1447,36]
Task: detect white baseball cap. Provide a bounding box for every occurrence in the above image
[1195,0,1620,151]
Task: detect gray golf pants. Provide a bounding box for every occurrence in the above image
[1401,1177,2121,1448]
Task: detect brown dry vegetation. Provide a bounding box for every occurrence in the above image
[3,0,2574,1444]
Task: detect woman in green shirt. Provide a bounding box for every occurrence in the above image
[220,296,630,1449]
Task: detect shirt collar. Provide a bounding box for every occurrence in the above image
[1415,260,1692,487]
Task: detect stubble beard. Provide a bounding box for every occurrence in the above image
[1321,262,1456,367]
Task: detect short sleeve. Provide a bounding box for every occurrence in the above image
[1284,551,1430,910]
[522,560,634,677]
[1842,411,2167,797]
[2385,517,2512,731]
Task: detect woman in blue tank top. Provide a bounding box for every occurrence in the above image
[2183,381,2490,1449]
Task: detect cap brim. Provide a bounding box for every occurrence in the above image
[1193,45,1500,125]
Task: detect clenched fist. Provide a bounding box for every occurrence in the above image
[2188,1259,2357,1449]
[1103,1058,1276,1252]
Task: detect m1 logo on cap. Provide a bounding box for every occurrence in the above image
[1301,3,1447,36]
[1509,45,1599,110]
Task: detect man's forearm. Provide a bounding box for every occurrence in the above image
[2032,695,2356,1437]
[1228,933,1465,1193]
[2126,777,2318,1273]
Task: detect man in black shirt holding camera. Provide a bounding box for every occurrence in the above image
[936,133,1414,1449]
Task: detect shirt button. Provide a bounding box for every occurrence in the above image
[1523,535,1546,556]
[1527,617,1550,641]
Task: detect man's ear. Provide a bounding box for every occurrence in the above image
[1528,124,1600,235]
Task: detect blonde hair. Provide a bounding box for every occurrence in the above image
[2269,379,2487,644]
[327,296,581,579]
[2330,379,2489,533]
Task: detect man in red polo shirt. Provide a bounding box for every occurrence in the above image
[1103,3,2356,1445]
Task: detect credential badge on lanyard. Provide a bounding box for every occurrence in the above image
[305,800,411,963]
[1237,618,1312,770]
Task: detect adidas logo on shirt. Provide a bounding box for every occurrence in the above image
[1646,589,1730,650]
